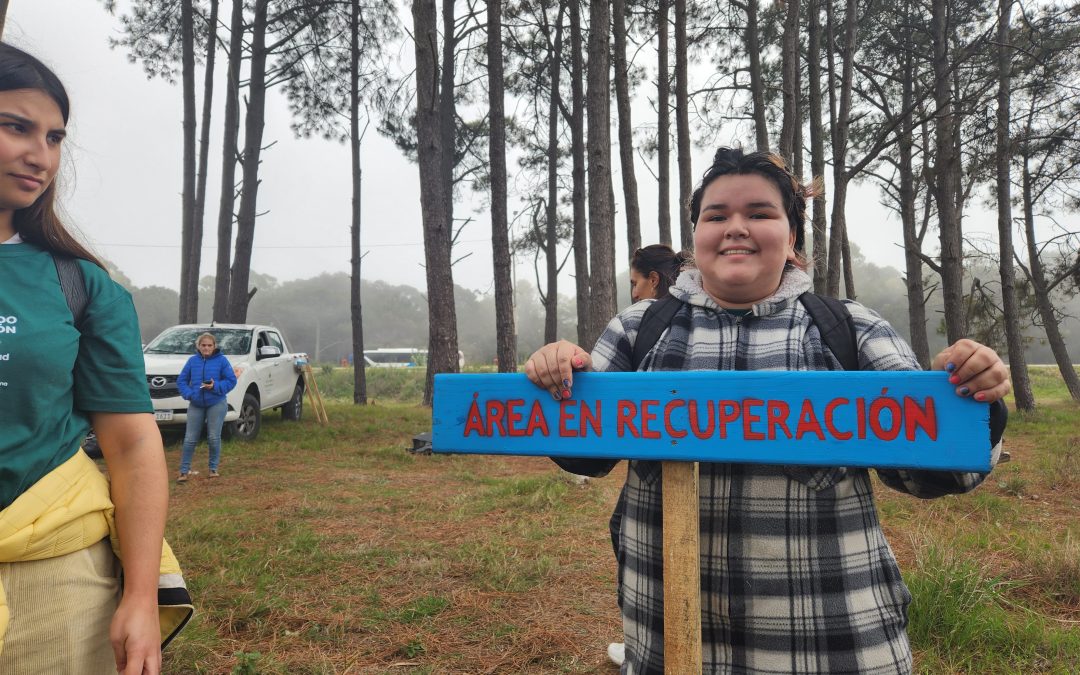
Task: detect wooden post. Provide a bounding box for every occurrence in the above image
[302,364,329,424]
[662,460,702,674]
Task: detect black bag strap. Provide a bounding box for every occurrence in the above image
[629,291,859,372]
[51,254,89,331]
[631,295,683,370]
[797,292,859,371]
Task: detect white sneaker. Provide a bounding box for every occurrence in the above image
[607,642,625,666]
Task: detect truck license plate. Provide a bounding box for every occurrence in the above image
[155,410,173,422]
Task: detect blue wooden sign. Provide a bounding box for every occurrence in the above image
[432,371,992,471]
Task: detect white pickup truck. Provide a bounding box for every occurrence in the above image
[142,324,306,441]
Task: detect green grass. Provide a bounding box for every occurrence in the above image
[308,364,506,402]
[307,365,427,402]
[906,546,1080,673]
[1022,365,1080,405]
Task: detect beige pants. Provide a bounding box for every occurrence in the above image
[0,538,120,674]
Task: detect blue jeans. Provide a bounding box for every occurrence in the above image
[180,399,228,474]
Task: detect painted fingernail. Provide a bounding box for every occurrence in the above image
[563,379,571,388]
[974,392,986,401]
[949,375,960,385]
[573,358,583,367]
[945,362,956,372]
[552,390,561,401]
[562,389,571,399]
[959,386,970,396]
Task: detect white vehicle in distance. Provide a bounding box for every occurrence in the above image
[363,348,464,369]
[142,324,306,441]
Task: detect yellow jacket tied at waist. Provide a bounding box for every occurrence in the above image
[0,449,193,654]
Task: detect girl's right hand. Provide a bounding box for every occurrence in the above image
[524,340,591,400]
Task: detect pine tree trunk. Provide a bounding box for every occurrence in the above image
[656,0,672,247]
[226,0,269,323]
[416,0,461,405]
[1022,159,1080,402]
[192,0,218,322]
[213,0,245,321]
[350,0,367,405]
[900,135,930,368]
[545,3,565,345]
[178,0,198,323]
[827,0,858,299]
[674,0,692,250]
[808,0,828,294]
[746,0,769,152]
[898,6,930,368]
[779,0,800,165]
[792,85,804,180]
[841,226,856,300]
[570,0,590,346]
[931,0,965,343]
[488,0,517,372]
[824,0,839,284]
[585,0,616,348]
[613,0,641,256]
[995,0,1034,409]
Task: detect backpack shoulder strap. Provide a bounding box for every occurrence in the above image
[799,292,859,371]
[51,254,89,331]
[631,295,683,371]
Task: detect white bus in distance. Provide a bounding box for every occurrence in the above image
[363,348,465,369]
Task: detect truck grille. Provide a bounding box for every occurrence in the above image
[146,374,180,399]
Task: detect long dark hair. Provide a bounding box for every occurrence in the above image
[688,147,819,266]
[0,43,103,267]
[631,244,691,298]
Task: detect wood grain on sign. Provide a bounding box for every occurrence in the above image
[432,371,992,472]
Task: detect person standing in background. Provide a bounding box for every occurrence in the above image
[176,332,237,482]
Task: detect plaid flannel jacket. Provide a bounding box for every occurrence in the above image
[561,267,993,674]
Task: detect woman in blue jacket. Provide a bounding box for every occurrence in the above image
[177,332,237,482]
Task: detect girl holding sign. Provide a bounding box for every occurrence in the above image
[525,147,1009,674]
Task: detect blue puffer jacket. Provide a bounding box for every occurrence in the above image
[177,349,238,408]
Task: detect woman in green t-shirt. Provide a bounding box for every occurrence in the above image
[0,43,170,673]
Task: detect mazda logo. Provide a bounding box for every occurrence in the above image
[150,376,167,388]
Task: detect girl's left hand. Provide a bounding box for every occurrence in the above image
[932,338,1012,403]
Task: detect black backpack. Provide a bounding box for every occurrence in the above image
[52,254,99,457]
[631,292,859,372]
[52,253,89,331]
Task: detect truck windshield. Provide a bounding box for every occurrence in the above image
[144,327,252,355]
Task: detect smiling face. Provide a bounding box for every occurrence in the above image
[692,173,797,308]
[0,89,66,239]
